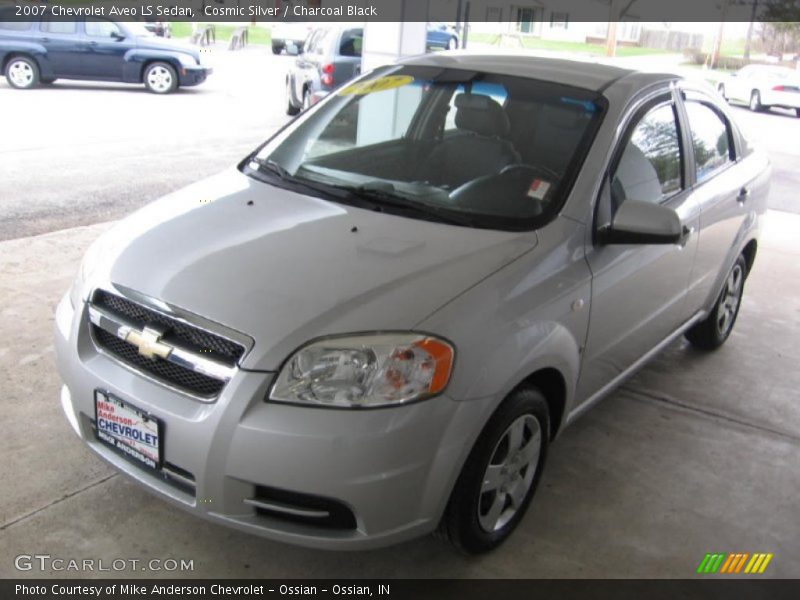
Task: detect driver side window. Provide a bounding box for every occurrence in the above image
[611,102,683,209]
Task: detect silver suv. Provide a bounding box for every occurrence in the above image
[55,54,769,553]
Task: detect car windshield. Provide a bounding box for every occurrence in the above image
[250,65,606,230]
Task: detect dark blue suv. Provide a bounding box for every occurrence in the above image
[0,14,211,94]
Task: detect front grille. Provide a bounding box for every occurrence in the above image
[93,328,225,397]
[94,290,244,364]
[90,290,245,398]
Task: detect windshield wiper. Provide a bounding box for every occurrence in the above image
[343,182,479,228]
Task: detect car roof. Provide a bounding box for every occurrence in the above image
[399,52,677,93]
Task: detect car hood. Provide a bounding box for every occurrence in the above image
[92,170,537,370]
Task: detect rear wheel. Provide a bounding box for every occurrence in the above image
[448,36,458,50]
[685,255,747,351]
[437,388,549,554]
[272,42,284,55]
[143,62,177,94]
[749,90,763,112]
[5,56,39,89]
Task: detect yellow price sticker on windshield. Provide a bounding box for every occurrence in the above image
[339,75,415,96]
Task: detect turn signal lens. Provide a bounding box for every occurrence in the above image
[269,334,455,408]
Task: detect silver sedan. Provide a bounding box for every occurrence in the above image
[55,53,769,553]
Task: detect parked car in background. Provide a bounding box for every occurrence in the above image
[427,22,459,50]
[285,25,363,115]
[271,22,313,55]
[0,13,210,93]
[718,64,800,116]
[57,54,769,554]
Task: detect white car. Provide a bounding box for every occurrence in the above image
[718,65,800,116]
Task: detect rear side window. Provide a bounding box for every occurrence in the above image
[684,101,734,183]
[612,102,683,206]
[339,29,362,57]
[41,20,77,35]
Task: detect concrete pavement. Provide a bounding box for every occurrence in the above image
[1,211,798,578]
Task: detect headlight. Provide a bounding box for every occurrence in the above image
[269,334,455,408]
[177,53,197,67]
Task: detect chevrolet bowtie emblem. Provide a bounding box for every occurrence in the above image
[125,327,172,360]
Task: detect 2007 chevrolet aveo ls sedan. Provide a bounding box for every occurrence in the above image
[55,54,769,553]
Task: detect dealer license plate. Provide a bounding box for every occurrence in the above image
[94,391,162,471]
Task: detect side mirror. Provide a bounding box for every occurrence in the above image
[598,200,682,245]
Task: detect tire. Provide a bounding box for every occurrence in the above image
[685,255,747,351]
[272,42,284,55]
[143,62,178,94]
[749,90,763,112]
[437,387,550,554]
[5,56,39,89]
[286,80,300,116]
[448,36,459,50]
[717,83,726,100]
[795,108,800,118]
[302,88,312,110]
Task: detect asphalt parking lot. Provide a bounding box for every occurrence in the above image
[1,46,799,578]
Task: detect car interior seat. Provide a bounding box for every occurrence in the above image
[421,93,520,188]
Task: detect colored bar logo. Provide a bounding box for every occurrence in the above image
[696,553,773,574]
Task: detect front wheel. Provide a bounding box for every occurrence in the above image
[5,56,39,89]
[143,62,178,94]
[685,255,747,351]
[437,388,549,554]
[749,90,764,112]
[272,42,284,55]
[448,36,459,50]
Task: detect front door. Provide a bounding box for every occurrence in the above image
[80,18,133,80]
[576,93,700,405]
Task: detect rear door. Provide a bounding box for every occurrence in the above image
[38,17,83,77]
[677,87,756,314]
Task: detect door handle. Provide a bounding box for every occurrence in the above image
[679,225,694,247]
[737,187,750,203]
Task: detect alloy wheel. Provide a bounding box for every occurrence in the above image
[717,263,743,337]
[147,66,173,93]
[478,414,541,533]
[8,60,34,88]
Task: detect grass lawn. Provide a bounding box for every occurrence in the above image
[468,33,671,57]
[171,22,271,46]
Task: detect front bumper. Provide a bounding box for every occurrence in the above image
[179,65,212,87]
[54,293,487,549]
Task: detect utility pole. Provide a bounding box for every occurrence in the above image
[743,0,758,62]
[605,0,621,57]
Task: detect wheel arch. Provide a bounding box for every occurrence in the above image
[515,367,567,440]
